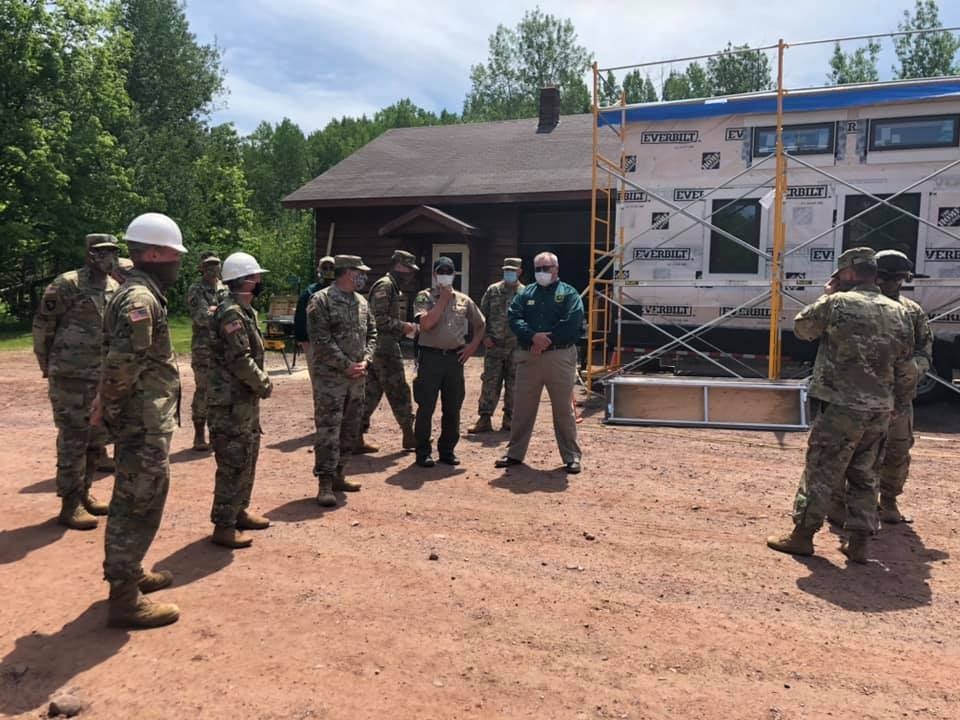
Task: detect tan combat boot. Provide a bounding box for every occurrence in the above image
[192,421,210,451]
[766,525,815,557]
[58,496,98,531]
[354,435,379,454]
[138,569,174,594]
[333,466,361,492]
[467,415,493,434]
[840,532,869,564]
[82,491,109,516]
[317,478,336,507]
[401,423,416,452]
[879,495,909,524]
[237,510,271,530]
[212,525,253,548]
[107,581,179,629]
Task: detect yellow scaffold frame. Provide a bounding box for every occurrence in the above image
[587,27,960,399]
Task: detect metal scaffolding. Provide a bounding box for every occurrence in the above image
[587,29,960,415]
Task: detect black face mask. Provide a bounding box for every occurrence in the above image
[251,282,264,297]
[138,260,182,290]
[391,270,416,289]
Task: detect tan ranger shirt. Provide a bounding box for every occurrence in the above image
[413,288,484,350]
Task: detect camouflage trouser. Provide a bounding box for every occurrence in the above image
[103,432,172,584]
[313,374,365,479]
[792,402,890,534]
[477,346,517,419]
[209,403,261,527]
[48,376,108,498]
[362,351,414,432]
[878,404,914,499]
[191,352,211,425]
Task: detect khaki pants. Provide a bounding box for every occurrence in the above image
[506,346,581,465]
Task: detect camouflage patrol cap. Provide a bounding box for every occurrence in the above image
[85,234,119,251]
[391,249,420,271]
[318,255,335,269]
[832,246,877,277]
[502,257,522,270]
[334,254,371,272]
[199,250,221,265]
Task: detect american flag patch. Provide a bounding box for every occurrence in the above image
[129,307,150,323]
[224,319,243,335]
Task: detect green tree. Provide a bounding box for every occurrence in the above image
[662,70,692,101]
[685,62,711,97]
[623,70,657,103]
[599,70,621,106]
[893,0,959,78]
[827,40,881,84]
[463,7,593,120]
[706,43,772,95]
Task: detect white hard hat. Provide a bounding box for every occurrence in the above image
[222,252,269,282]
[124,213,187,254]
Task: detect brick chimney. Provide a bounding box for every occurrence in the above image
[537,86,560,133]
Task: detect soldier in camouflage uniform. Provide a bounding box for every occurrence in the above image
[468,257,525,434]
[358,249,419,453]
[767,248,915,564]
[186,251,228,451]
[95,212,187,629]
[294,255,335,382]
[307,255,377,507]
[33,234,120,530]
[208,252,273,549]
[828,250,933,526]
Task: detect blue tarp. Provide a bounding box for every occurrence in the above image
[597,80,960,126]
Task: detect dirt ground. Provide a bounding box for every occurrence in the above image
[1,348,959,720]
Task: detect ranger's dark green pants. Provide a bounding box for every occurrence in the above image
[413,348,465,459]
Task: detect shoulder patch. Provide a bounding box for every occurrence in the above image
[129,306,151,323]
[224,319,243,335]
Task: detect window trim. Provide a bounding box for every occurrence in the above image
[752,121,837,158]
[867,113,960,152]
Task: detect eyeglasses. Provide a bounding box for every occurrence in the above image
[534,265,555,273]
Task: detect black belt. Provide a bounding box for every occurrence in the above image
[419,346,464,356]
[521,343,574,351]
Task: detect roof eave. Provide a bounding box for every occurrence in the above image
[281,189,594,210]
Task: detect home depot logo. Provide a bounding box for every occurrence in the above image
[632,247,692,261]
[701,152,721,170]
[641,130,700,144]
[938,207,960,227]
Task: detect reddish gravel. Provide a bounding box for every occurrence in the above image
[1,349,958,720]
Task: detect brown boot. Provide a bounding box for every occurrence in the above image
[766,526,815,556]
[879,495,910,524]
[211,525,253,549]
[317,478,336,507]
[841,532,869,564]
[467,415,493,434]
[138,569,174,594]
[58,497,98,531]
[82,491,109,516]
[333,472,361,492]
[192,421,210,451]
[354,436,379,454]
[96,447,115,472]
[237,510,271,530]
[401,423,416,452]
[107,581,179,629]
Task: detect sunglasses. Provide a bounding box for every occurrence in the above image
[534,265,555,273]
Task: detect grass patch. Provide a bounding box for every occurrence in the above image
[1,316,195,354]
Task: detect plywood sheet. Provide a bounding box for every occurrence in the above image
[708,387,802,425]
[612,384,705,421]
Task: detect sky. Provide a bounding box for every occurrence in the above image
[181,0,960,136]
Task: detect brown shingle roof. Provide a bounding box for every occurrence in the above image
[282,113,616,208]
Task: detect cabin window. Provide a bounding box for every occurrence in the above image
[868,115,960,151]
[753,122,836,157]
[709,199,762,274]
[841,193,921,265]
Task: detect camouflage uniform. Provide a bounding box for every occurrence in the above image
[32,266,118,500]
[362,272,415,435]
[100,269,181,585]
[208,296,272,528]
[307,284,376,483]
[790,284,915,534]
[477,278,524,423]
[187,277,228,426]
[877,293,932,501]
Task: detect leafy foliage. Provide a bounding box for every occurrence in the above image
[893,0,959,78]
[828,40,882,84]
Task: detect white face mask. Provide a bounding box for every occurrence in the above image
[436,273,455,287]
[535,271,554,287]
